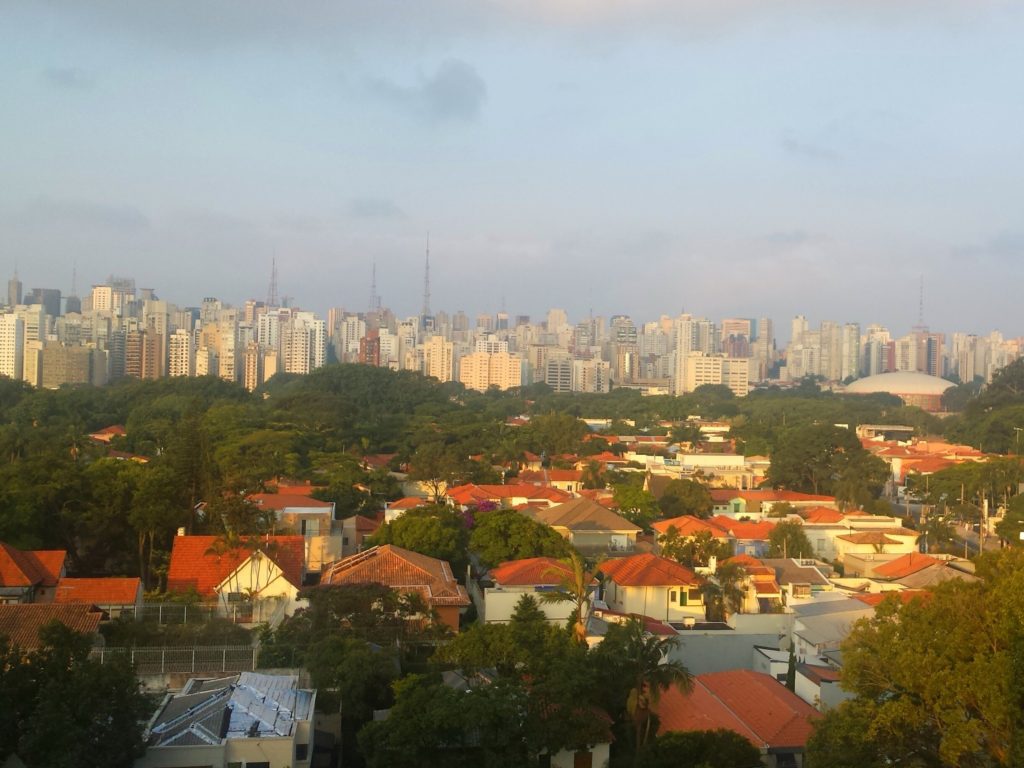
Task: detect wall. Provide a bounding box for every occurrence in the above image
[669,631,791,675]
[484,586,576,624]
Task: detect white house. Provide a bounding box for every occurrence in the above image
[599,554,705,623]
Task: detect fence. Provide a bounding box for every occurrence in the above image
[90,645,259,675]
[122,602,256,625]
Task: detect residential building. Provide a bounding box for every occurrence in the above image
[599,554,705,623]
[482,557,596,624]
[137,673,316,768]
[458,350,523,391]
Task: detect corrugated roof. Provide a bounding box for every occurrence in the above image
[600,554,700,587]
[321,544,469,607]
[0,604,102,648]
[166,535,305,597]
[54,577,142,605]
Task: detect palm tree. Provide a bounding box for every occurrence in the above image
[617,616,693,759]
[701,561,747,621]
[540,549,600,646]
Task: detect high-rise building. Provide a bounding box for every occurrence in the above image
[7,273,22,309]
[423,335,454,382]
[458,351,523,392]
[0,314,24,380]
[168,329,195,377]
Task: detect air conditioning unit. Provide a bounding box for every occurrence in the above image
[681,617,696,629]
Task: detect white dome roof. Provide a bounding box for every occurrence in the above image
[844,372,954,396]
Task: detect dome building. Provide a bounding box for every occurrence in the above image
[843,371,954,412]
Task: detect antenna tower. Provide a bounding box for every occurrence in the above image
[421,235,431,320]
[267,257,279,309]
[913,274,927,332]
[71,264,77,296]
[369,262,381,314]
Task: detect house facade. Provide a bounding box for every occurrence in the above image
[599,554,704,623]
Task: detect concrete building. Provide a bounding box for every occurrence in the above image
[167,329,194,377]
[422,335,454,382]
[137,673,316,768]
[458,350,523,392]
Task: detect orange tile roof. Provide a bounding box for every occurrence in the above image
[273,483,322,496]
[446,483,573,506]
[518,469,583,483]
[657,670,820,749]
[710,489,836,504]
[600,554,700,587]
[389,496,429,510]
[247,493,334,511]
[872,552,939,579]
[321,544,469,607]
[350,514,381,534]
[725,553,764,568]
[837,530,915,545]
[0,604,102,648]
[54,577,142,606]
[852,590,928,607]
[166,535,306,597]
[490,557,580,586]
[651,516,730,538]
[0,544,65,588]
[801,506,846,524]
[708,516,776,540]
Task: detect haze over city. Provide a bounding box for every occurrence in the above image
[3,1,1024,333]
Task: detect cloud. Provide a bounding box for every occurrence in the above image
[366,59,486,121]
[348,197,406,219]
[954,232,1024,263]
[41,67,94,90]
[23,197,149,231]
[780,134,839,162]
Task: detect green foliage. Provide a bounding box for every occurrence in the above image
[657,479,713,519]
[469,509,571,568]
[659,528,733,569]
[612,483,659,528]
[767,423,886,503]
[767,520,814,559]
[808,549,1024,767]
[100,616,251,648]
[305,636,399,717]
[369,505,470,574]
[995,494,1024,545]
[0,622,154,768]
[635,729,763,768]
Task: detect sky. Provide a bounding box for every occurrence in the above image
[1,1,1023,339]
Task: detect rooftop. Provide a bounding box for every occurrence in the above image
[321,544,469,607]
[166,535,305,597]
[0,604,102,648]
[599,553,700,587]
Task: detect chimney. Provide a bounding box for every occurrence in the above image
[176,527,186,537]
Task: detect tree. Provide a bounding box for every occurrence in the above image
[539,549,599,646]
[0,622,153,768]
[305,635,398,718]
[807,550,1024,767]
[767,423,884,501]
[657,479,713,519]
[590,616,693,757]
[701,561,747,621]
[659,528,732,569]
[407,440,466,502]
[369,505,471,574]
[468,509,571,568]
[996,494,1024,545]
[636,729,763,768]
[767,520,813,559]
[613,483,659,528]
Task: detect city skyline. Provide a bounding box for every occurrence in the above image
[3,2,1024,333]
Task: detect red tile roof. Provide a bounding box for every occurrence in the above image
[54,577,142,606]
[489,557,586,586]
[837,531,911,546]
[0,604,102,648]
[350,514,381,534]
[388,496,429,510]
[800,506,846,524]
[273,483,321,496]
[872,552,939,580]
[657,670,820,750]
[518,469,583,484]
[710,489,836,504]
[321,544,469,608]
[247,493,334,511]
[651,516,730,538]
[600,554,700,587]
[0,544,65,588]
[724,553,764,568]
[708,516,776,540]
[852,590,929,607]
[446,483,573,506]
[166,535,306,597]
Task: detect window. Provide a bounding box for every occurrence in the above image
[295,744,309,760]
[687,588,702,604]
[670,590,678,603]
[816,538,827,552]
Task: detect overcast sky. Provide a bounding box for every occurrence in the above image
[1,1,1022,338]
